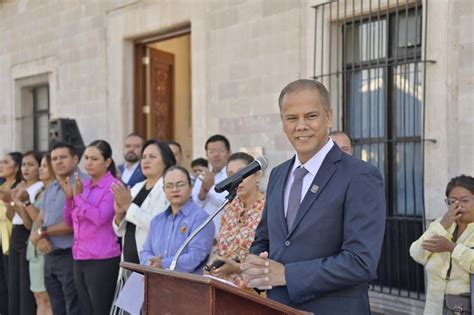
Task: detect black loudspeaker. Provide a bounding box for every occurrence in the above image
[49,118,85,157]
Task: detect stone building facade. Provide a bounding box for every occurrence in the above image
[0,0,472,314]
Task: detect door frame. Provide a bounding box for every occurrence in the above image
[133,24,191,139]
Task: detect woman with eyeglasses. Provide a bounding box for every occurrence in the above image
[140,166,214,273]
[410,175,474,315]
[110,140,175,315]
[205,152,264,287]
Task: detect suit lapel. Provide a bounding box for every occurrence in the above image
[277,157,295,236]
[287,146,342,237]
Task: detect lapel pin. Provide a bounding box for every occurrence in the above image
[310,185,319,194]
[179,225,187,234]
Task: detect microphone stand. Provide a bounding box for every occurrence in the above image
[169,176,242,271]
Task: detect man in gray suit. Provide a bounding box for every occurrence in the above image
[242,79,386,314]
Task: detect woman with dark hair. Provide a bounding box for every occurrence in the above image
[410,175,474,315]
[205,152,265,287]
[0,151,23,314]
[19,154,54,315]
[6,151,43,315]
[61,140,121,314]
[110,139,176,315]
[140,166,214,273]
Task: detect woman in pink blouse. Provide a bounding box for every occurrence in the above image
[61,140,121,315]
[206,152,265,287]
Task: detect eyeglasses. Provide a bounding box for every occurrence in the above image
[444,196,474,206]
[206,149,227,155]
[164,181,188,191]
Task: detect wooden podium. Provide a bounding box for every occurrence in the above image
[122,262,309,315]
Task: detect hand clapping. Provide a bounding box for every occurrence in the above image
[59,173,83,199]
[111,182,132,216]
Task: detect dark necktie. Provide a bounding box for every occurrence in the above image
[286,166,308,230]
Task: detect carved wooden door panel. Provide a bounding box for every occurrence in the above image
[149,48,174,141]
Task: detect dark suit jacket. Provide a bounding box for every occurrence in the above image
[118,163,146,188]
[250,145,386,315]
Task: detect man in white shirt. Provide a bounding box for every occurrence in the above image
[192,135,231,236]
[118,133,145,188]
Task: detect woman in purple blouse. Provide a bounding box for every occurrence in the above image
[61,140,121,315]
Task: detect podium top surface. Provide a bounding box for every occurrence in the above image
[121,262,310,315]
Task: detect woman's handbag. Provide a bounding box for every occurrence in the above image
[442,239,473,315]
[444,293,471,315]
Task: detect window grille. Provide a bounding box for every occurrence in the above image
[312,0,433,299]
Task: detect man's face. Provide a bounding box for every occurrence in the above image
[191,165,205,178]
[169,144,183,166]
[51,148,78,178]
[330,133,353,156]
[206,141,230,172]
[123,136,143,163]
[281,89,332,164]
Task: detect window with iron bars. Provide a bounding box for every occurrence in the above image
[313,0,428,299]
[32,86,50,153]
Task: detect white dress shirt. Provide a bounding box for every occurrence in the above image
[191,166,228,237]
[121,162,140,185]
[284,138,334,217]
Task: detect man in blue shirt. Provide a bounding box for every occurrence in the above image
[30,142,87,315]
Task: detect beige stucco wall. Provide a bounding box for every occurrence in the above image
[0,0,470,211]
[0,0,473,313]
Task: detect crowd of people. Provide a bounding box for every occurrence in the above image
[0,78,471,315]
[0,130,278,314]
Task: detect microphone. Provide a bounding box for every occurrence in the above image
[214,156,268,193]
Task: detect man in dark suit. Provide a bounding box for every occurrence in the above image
[242,79,386,314]
[117,133,145,188]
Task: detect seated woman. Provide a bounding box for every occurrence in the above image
[206,152,264,287]
[410,175,474,315]
[110,140,175,315]
[140,166,214,273]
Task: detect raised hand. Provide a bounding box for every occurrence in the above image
[201,168,215,192]
[0,191,12,203]
[73,172,83,197]
[14,187,30,204]
[59,177,73,199]
[440,201,463,229]
[111,182,132,214]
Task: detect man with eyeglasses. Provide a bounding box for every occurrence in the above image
[192,134,231,237]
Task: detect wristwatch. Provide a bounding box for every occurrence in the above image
[24,200,31,207]
[37,226,48,238]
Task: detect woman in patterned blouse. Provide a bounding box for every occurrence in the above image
[206,152,265,287]
[410,175,474,315]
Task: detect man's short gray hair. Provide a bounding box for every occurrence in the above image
[278,79,331,111]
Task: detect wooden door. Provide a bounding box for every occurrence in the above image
[134,46,174,140]
[149,48,174,141]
